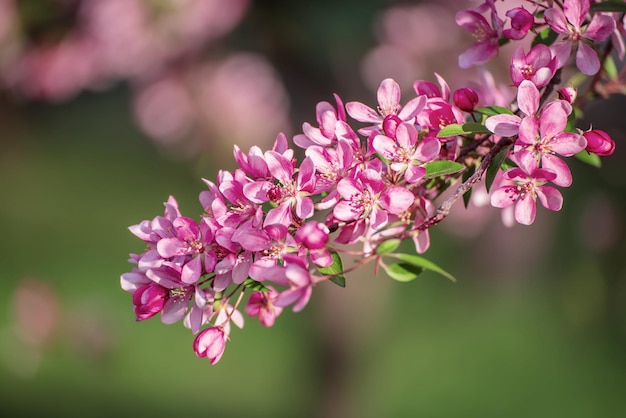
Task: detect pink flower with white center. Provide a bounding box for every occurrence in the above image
[305,139,354,195]
[544,0,616,75]
[516,99,586,187]
[510,45,558,88]
[216,170,264,228]
[193,326,226,365]
[333,169,415,230]
[244,152,316,227]
[490,157,563,226]
[503,7,534,41]
[156,216,213,284]
[372,122,441,183]
[346,78,426,136]
[293,94,346,149]
[245,286,283,327]
[455,0,503,68]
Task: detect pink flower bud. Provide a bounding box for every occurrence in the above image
[557,86,577,103]
[382,114,402,138]
[453,87,479,112]
[504,7,534,40]
[132,284,168,321]
[295,221,329,250]
[193,327,226,365]
[583,129,615,156]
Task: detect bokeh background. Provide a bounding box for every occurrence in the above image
[1,0,626,417]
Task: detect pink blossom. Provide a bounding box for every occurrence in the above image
[490,157,563,225]
[333,169,414,230]
[372,122,441,184]
[132,283,169,321]
[516,99,586,187]
[455,1,503,68]
[510,45,558,88]
[193,327,227,365]
[294,94,346,148]
[503,7,534,40]
[245,287,283,327]
[346,78,426,136]
[544,0,616,75]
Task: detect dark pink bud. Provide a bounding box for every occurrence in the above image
[583,129,615,157]
[295,221,329,250]
[382,114,402,138]
[453,87,479,112]
[557,86,577,103]
[132,284,168,321]
[504,7,534,40]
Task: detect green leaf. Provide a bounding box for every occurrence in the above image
[462,164,476,208]
[590,1,626,13]
[532,27,559,47]
[475,106,513,117]
[318,251,346,287]
[574,150,601,168]
[242,278,270,292]
[424,160,466,179]
[604,55,618,80]
[383,263,424,282]
[390,253,456,282]
[437,122,490,138]
[376,239,401,255]
[485,145,511,192]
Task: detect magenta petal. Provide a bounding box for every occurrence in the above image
[550,41,573,68]
[405,165,426,184]
[161,296,189,324]
[544,8,569,33]
[585,14,616,42]
[564,0,588,28]
[514,193,536,225]
[334,200,360,221]
[372,134,398,159]
[265,151,293,182]
[459,40,498,68]
[181,256,202,284]
[242,181,271,204]
[377,78,401,111]
[541,154,572,187]
[576,42,600,76]
[345,102,380,123]
[379,187,414,214]
[517,80,540,116]
[264,202,292,227]
[485,114,521,137]
[398,95,426,120]
[295,196,314,220]
[491,186,517,208]
[550,132,586,156]
[537,185,563,211]
[415,136,441,162]
[539,103,568,138]
[157,237,187,258]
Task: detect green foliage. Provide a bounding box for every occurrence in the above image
[383,262,424,282]
[424,160,466,179]
[437,122,490,137]
[317,250,346,287]
[243,278,270,292]
[590,1,626,12]
[475,106,513,117]
[376,239,402,255]
[574,150,602,168]
[387,253,456,282]
[485,145,511,192]
[532,27,559,47]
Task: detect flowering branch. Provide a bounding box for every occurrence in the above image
[121,0,621,364]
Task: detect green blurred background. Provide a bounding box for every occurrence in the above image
[1,1,626,417]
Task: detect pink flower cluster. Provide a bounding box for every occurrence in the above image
[121,0,619,364]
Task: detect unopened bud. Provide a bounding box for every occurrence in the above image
[453,87,479,112]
